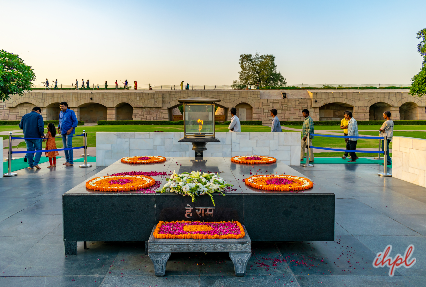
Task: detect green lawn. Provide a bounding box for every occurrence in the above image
[0,126,21,133]
[5,125,426,154]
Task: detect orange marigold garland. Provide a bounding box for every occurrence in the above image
[231,155,276,165]
[121,156,166,164]
[245,175,313,191]
[86,175,155,192]
[153,221,245,240]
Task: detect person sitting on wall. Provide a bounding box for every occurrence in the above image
[270,109,282,132]
[228,108,241,132]
[300,109,314,163]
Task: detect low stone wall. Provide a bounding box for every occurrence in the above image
[96,132,301,166]
[393,136,426,187]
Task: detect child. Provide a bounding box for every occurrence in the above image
[45,123,59,168]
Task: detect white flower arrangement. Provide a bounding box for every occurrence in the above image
[158,171,232,205]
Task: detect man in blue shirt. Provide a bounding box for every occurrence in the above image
[19,107,44,169]
[270,109,282,132]
[58,102,78,166]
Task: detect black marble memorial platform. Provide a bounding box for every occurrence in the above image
[63,157,335,255]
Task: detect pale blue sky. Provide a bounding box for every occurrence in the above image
[1,0,425,87]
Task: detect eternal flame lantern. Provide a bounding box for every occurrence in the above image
[178,98,220,160]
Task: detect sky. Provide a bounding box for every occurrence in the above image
[1,0,425,87]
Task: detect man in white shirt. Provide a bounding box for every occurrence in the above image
[379,110,394,165]
[228,108,241,132]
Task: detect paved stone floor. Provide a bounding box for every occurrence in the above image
[1,158,425,286]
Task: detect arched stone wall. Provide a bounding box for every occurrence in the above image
[369,102,392,120]
[46,102,61,121]
[115,103,133,120]
[78,103,107,123]
[319,102,353,121]
[8,102,36,120]
[235,103,253,121]
[399,102,419,120]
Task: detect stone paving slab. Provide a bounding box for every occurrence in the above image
[1,157,426,286]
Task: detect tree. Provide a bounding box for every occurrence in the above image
[232,53,286,89]
[410,28,426,97]
[0,50,36,101]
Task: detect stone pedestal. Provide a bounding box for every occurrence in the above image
[147,225,251,277]
[178,137,220,160]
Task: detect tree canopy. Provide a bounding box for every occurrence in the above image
[232,53,286,89]
[0,50,36,101]
[410,28,426,97]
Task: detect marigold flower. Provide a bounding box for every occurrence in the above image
[231,155,276,165]
[121,156,166,164]
[244,175,313,192]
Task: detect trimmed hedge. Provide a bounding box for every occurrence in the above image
[0,120,84,126]
[282,120,426,126]
[216,121,262,125]
[98,120,263,126]
[98,120,185,125]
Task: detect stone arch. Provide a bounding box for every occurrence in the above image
[399,102,419,120]
[215,103,229,122]
[115,102,133,120]
[235,102,253,121]
[167,104,183,121]
[46,102,61,121]
[369,102,392,120]
[319,102,353,121]
[78,102,107,123]
[8,102,36,120]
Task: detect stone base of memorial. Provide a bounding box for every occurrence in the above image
[62,157,335,255]
[147,224,251,277]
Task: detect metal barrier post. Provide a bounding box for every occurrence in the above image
[4,132,17,177]
[378,135,391,177]
[79,130,92,168]
[303,133,314,167]
[374,139,382,160]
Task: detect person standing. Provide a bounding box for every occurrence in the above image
[105,81,108,89]
[340,115,350,159]
[300,109,314,163]
[58,102,78,167]
[125,79,128,89]
[115,80,118,89]
[228,108,241,132]
[19,107,44,170]
[186,83,189,90]
[45,79,49,89]
[180,81,184,90]
[75,79,79,90]
[270,109,282,132]
[379,111,394,165]
[81,79,84,89]
[345,111,359,162]
[86,79,90,89]
[54,79,58,89]
[44,123,59,168]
